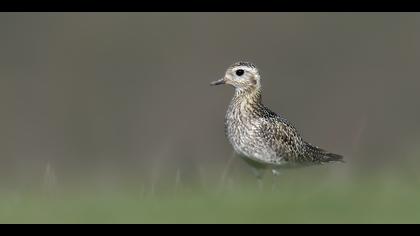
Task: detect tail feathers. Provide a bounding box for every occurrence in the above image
[323,152,344,163]
[304,142,344,163]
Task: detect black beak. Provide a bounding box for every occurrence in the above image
[210,78,225,86]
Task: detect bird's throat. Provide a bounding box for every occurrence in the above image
[230,88,263,116]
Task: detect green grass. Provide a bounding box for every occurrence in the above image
[1,172,420,223]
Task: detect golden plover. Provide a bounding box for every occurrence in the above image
[211,61,343,178]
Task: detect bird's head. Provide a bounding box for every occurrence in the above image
[211,61,261,91]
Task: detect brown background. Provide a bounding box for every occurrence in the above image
[1,13,419,186]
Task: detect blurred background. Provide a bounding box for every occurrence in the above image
[1,13,420,223]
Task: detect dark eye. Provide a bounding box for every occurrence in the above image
[235,69,244,76]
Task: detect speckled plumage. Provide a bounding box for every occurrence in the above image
[212,61,343,176]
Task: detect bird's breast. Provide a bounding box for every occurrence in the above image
[224,104,273,161]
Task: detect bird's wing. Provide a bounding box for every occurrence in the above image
[257,115,306,163]
[259,116,344,163]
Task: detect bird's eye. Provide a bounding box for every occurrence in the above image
[235,69,245,76]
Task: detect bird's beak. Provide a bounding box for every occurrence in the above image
[210,78,225,86]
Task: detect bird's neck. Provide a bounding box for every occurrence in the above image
[229,87,263,115]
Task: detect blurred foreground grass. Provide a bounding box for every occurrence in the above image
[1,168,420,223]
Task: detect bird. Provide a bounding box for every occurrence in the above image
[211,61,343,179]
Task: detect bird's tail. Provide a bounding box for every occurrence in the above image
[304,142,344,163]
[322,152,344,162]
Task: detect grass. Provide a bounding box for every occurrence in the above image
[1,169,420,223]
